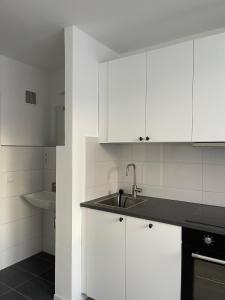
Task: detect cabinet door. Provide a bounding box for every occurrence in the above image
[98,62,109,143]
[86,209,126,300]
[193,32,225,142]
[108,53,146,142]
[126,217,181,300]
[146,42,193,142]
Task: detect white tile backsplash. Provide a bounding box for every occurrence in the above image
[44,170,56,192]
[1,237,42,269]
[86,182,118,201]
[85,137,118,200]
[1,147,24,172]
[21,170,44,195]
[132,144,161,162]
[44,147,56,170]
[202,147,225,165]
[23,147,44,171]
[1,214,42,249]
[118,161,143,185]
[0,196,41,224]
[1,147,44,172]
[85,140,225,208]
[43,211,55,255]
[203,191,225,207]
[142,162,161,186]
[163,163,202,190]
[0,146,53,269]
[203,164,225,193]
[117,144,133,161]
[86,161,118,188]
[1,172,22,198]
[43,147,56,255]
[163,144,202,164]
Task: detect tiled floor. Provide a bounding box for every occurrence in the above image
[0,252,55,299]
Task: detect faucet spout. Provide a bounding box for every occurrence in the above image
[126,163,136,185]
[126,163,142,198]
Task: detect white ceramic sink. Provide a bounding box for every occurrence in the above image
[23,191,56,211]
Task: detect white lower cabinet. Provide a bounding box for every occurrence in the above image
[126,217,181,300]
[86,209,126,300]
[85,209,181,300]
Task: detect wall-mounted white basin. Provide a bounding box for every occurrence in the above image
[23,191,56,212]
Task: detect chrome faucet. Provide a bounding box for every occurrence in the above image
[126,163,142,198]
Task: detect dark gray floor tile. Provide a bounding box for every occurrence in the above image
[0,265,35,288]
[34,253,55,264]
[15,257,53,276]
[0,290,28,299]
[0,282,10,296]
[16,277,54,300]
[40,268,55,283]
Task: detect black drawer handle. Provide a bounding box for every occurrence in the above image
[119,217,124,222]
[148,224,153,229]
[139,137,143,141]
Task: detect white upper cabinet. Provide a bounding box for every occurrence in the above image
[99,63,109,143]
[99,32,225,143]
[146,41,193,142]
[107,53,147,142]
[192,32,225,142]
[126,217,181,300]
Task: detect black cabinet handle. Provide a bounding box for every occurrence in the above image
[146,136,150,141]
[148,224,153,229]
[139,137,143,141]
[119,217,124,222]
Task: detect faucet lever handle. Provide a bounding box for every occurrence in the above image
[135,187,142,194]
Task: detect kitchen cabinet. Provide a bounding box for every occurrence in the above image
[99,32,225,143]
[99,63,109,143]
[85,209,181,300]
[86,209,126,300]
[99,43,193,143]
[192,32,225,142]
[126,216,181,300]
[107,53,147,142]
[146,41,193,142]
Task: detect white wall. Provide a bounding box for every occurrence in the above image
[55,26,117,300]
[0,56,50,146]
[0,146,43,269]
[49,69,65,146]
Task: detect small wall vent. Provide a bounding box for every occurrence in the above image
[25,90,36,104]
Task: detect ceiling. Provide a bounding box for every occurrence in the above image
[1,0,225,71]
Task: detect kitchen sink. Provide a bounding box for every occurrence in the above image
[96,195,146,209]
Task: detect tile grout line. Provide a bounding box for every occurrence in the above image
[10,287,32,299]
[15,264,53,280]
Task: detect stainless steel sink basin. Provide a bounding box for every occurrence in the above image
[96,195,146,209]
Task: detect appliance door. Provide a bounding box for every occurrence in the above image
[193,254,225,300]
[182,245,225,300]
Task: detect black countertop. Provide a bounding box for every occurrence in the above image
[81,194,225,235]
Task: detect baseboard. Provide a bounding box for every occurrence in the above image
[54,293,87,300]
[54,294,65,300]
